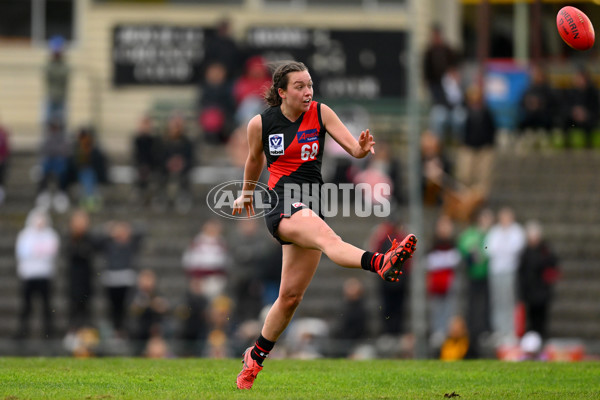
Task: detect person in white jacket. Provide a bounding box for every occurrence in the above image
[485,207,525,343]
[15,208,60,339]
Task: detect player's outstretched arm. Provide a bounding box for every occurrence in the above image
[321,103,375,159]
[232,115,265,217]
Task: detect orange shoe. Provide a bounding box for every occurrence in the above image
[377,234,417,282]
[236,347,263,390]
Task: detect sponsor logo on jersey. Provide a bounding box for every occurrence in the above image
[297,128,319,143]
[269,134,285,155]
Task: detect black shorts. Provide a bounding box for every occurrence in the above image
[264,196,325,245]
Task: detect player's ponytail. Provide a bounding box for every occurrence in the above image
[264,61,308,107]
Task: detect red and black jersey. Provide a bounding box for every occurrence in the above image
[261,101,326,194]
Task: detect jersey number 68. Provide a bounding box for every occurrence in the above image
[300,143,319,161]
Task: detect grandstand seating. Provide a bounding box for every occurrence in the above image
[1,146,599,356]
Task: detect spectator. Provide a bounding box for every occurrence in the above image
[63,326,100,358]
[368,214,410,336]
[518,331,548,361]
[485,207,526,343]
[182,219,229,300]
[131,115,158,204]
[144,334,172,359]
[233,56,271,125]
[353,144,402,207]
[0,121,9,205]
[561,67,599,148]
[44,35,70,123]
[64,209,97,331]
[67,127,108,212]
[518,221,559,339]
[286,317,329,360]
[439,315,476,360]
[421,130,451,207]
[204,18,242,81]
[332,278,368,357]
[37,116,71,213]
[229,218,269,325]
[205,295,234,358]
[426,214,461,347]
[455,84,496,199]
[518,65,557,148]
[322,105,370,187]
[429,67,467,143]
[260,239,282,307]
[457,208,494,344]
[97,220,143,337]
[199,62,236,144]
[156,113,194,212]
[129,269,169,354]
[423,24,460,106]
[15,208,60,339]
[176,277,210,356]
[226,124,250,170]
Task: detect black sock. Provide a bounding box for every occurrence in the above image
[251,334,276,365]
[361,251,383,272]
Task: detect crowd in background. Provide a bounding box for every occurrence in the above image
[4,20,596,361]
[11,203,560,361]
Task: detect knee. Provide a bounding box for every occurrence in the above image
[278,291,303,312]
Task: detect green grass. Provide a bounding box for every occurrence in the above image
[1,358,599,399]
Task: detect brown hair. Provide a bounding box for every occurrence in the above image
[264,61,308,107]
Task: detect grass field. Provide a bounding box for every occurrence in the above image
[1,358,599,400]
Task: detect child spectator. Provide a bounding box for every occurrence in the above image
[439,315,476,360]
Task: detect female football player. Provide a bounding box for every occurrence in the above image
[233,60,417,389]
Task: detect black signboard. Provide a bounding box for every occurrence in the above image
[245,27,407,99]
[112,25,205,86]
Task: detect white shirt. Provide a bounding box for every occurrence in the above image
[16,226,60,280]
[485,223,526,274]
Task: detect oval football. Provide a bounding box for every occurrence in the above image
[557,6,595,51]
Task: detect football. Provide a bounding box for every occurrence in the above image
[557,6,595,51]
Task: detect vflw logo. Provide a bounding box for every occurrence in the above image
[269,134,284,155]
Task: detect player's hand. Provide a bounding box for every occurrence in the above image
[232,193,255,217]
[358,129,376,156]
